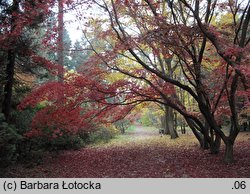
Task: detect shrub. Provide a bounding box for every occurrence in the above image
[114,119,132,134]
[89,125,119,143]
[47,133,89,151]
[0,114,22,168]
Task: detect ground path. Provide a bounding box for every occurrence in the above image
[4,125,250,177]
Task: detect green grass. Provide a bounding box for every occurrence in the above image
[126,125,136,132]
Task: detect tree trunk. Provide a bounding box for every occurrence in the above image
[183,123,186,134]
[224,140,234,163]
[166,106,178,139]
[121,124,125,134]
[2,50,16,122]
[161,105,169,135]
[186,118,209,149]
[180,124,183,134]
[57,0,64,81]
[58,0,64,65]
[174,111,177,131]
[202,136,210,149]
[210,133,221,154]
[243,122,247,131]
[181,121,186,134]
[2,0,19,123]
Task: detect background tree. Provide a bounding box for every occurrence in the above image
[57,0,64,68]
[69,39,92,69]
[0,0,57,122]
[0,0,60,167]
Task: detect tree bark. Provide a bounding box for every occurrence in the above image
[121,124,125,134]
[202,136,210,149]
[161,105,170,134]
[167,106,178,139]
[210,133,221,154]
[57,0,64,71]
[185,118,209,149]
[2,50,16,122]
[182,123,186,134]
[224,140,234,163]
[1,0,19,123]
[162,105,178,138]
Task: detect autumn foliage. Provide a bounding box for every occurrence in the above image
[73,0,250,163]
[11,0,250,166]
[18,67,137,139]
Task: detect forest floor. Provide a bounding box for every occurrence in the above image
[3,125,250,178]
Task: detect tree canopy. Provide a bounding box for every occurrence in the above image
[0,0,249,171]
